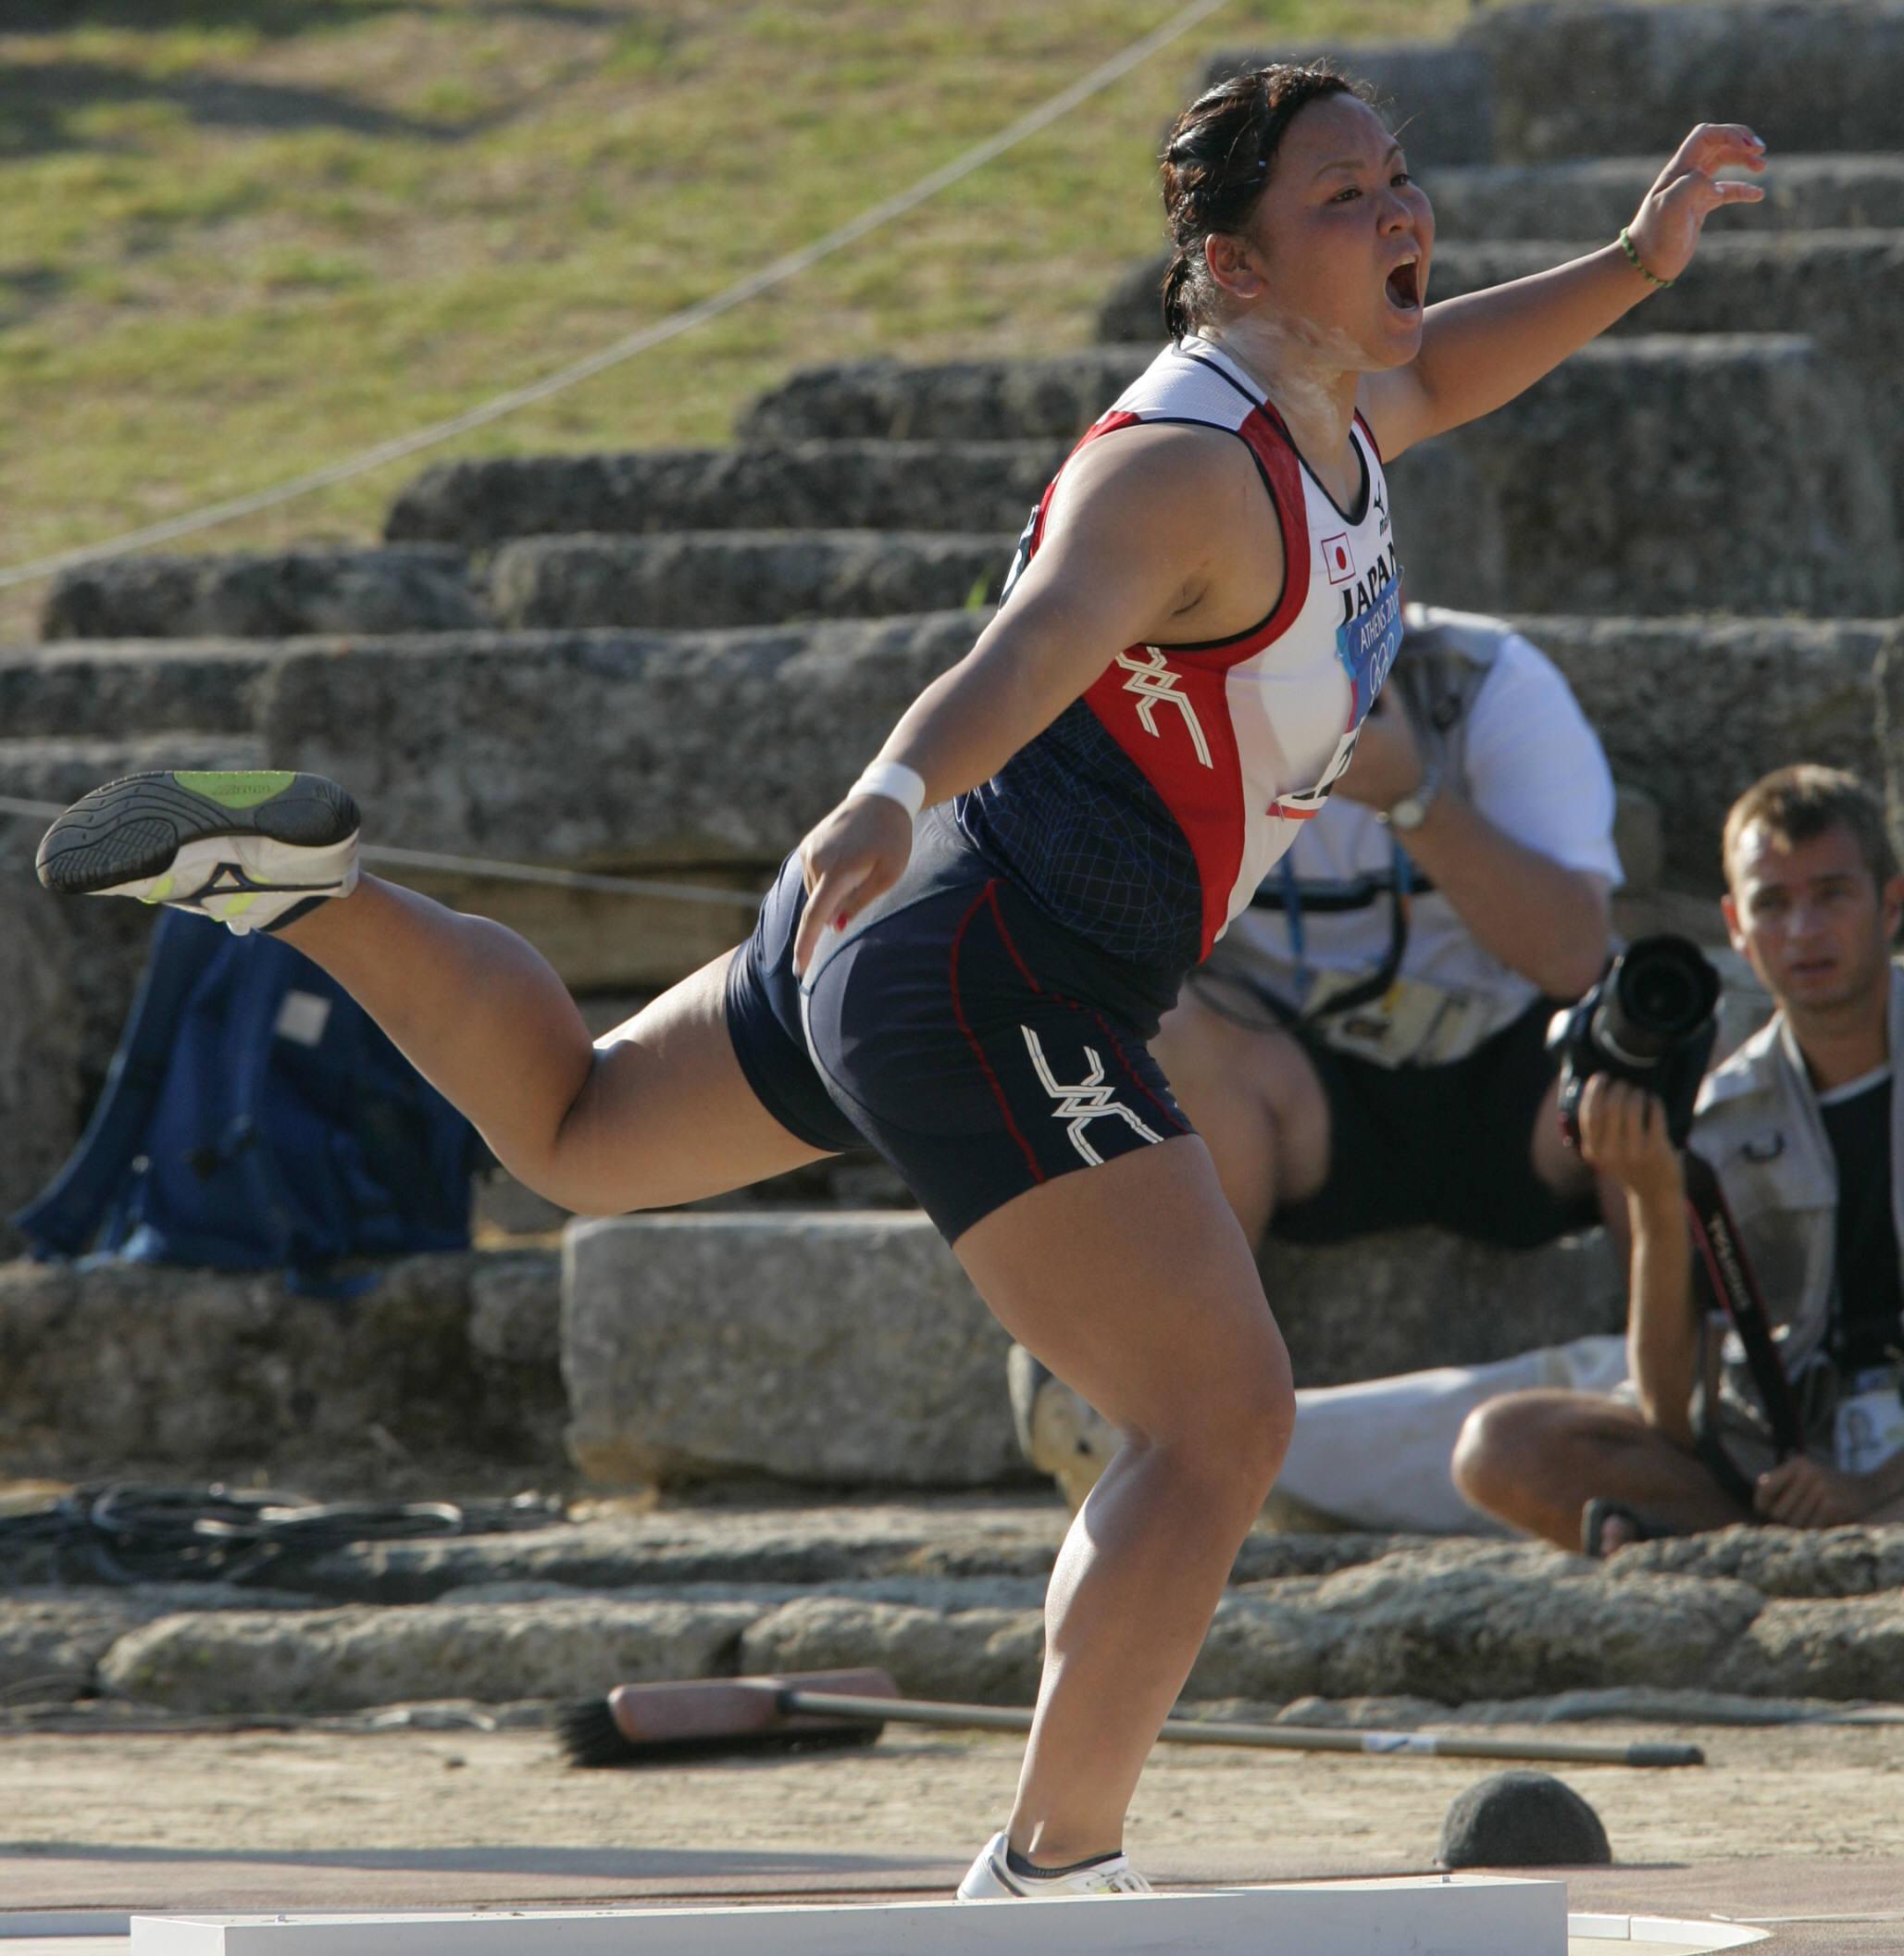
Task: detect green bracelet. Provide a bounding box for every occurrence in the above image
[1619,225,1674,291]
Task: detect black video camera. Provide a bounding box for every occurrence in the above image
[1549,933,1721,1150]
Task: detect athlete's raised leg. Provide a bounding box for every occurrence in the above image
[952,1134,1292,1866]
[282,882,832,1213]
[37,770,834,1214]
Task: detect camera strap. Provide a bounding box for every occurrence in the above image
[1268,847,1413,1023]
[1680,1146,1806,1461]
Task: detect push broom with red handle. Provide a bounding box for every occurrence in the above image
[557,1668,1704,1770]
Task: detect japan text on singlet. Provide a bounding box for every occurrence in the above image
[955,338,1404,979]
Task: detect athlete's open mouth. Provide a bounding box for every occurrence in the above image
[1384,255,1422,313]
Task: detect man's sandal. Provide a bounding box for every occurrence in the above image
[1581,1498,1674,1559]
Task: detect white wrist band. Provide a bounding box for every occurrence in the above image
[848,760,927,819]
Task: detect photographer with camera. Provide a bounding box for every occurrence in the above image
[1012,603,1628,1524]
[1455,766,1904,1553]
[1147,603,1624,1253]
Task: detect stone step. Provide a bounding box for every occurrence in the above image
[1212,6,1904,163]
[562,1210,1624,1491]
[488,529,1009,629]
[1521,615,1892,891]
[33,533,1016,643]
[740,339,1899,619]
[0,730,265,807]
[0,1251,565,1478]
[40,545,482,643]
[739,352,1143,444]
[1201,41,1494,167]
[384,441,1068,548]
[1098,231,1904,368]
[50,1530,1904,1713]
[1461,1,1904,163]
[3,614,1886,891]
[1425,233,1904,518]
[1414,156,1904,243]
[0,639,275,741]
[563,1212,1026,1489]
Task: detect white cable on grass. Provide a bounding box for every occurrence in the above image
[0,793,763,905]
[0,0,1231,593]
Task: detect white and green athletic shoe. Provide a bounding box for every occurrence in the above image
[36,769,360,937]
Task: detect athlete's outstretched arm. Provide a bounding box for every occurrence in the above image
[1360,123,1765,459]
[792,426,1267,971]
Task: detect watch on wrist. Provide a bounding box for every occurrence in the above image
[1380,757,1442,832]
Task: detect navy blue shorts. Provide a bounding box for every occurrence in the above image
[724,811,1193,1242]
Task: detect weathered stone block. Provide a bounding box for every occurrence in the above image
[13,614,1878,908]
[1607,1521,1904,1599]
[1184,1589,1330,1702]
[385,442,1066,546]
[252,614,981,867]
[1425,336,1896,620]
[97,1597,761,1713]
[0,1251,563,1477]
[1305,1548,1765,1701]
[1425,234,1904,514]
[1264,1228,1623,1389]
[1101,234,1904,388]
[1201,43,1494,166]
[1463,2,1904,161]
[1417,156,1904,243]
[292,1501,1067,1604]
[739,355,1144,446]
[738,1595,1044,1704]
[0,835,88,1259]
[729,342,1898,619]
[1522,616,1888,891]
[1874,622,1904,869]
[490,529,1010,630]
[0,641,279,741]
[562,1212,1024,1489]
[0,1598,148,1702]
[41,547,481,642]
[1711,1592,1904,1700]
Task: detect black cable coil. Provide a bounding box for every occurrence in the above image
[0,1481,559,1587]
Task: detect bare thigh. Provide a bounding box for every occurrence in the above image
[955,1133,1288,1448]
[281,879,833,1215]
[556,948,838,1214]
[1149,982,1330,1243]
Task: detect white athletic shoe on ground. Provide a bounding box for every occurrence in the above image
[36,769,360,938]
[955,1830,1153,1900]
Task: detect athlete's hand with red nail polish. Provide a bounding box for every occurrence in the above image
[793,792,915,977]
[1624,122,1767,284]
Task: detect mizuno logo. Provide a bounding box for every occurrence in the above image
[1114,647,1212,768]
[1021,1027,1164,1165]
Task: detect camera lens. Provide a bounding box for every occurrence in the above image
[1626,958,1699,1030]
[1595,935,1720,1065]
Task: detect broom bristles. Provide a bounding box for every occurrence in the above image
[555,1696,635,1768]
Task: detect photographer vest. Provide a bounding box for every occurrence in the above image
[1689,963,1904,1453]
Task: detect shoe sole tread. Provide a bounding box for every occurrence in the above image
[36,771,357,895]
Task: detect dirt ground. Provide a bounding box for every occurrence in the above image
[4,1716,1902,1884]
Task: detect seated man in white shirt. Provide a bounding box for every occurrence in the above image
[1161,603,1621,1247]
[1012,604,1626,1525]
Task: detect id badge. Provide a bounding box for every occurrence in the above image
[1834,1375,1904,1476]
[1309,972,1487,1069]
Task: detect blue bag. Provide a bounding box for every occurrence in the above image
[16,910,478,1285]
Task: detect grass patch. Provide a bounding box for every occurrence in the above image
[0,0,1688,634]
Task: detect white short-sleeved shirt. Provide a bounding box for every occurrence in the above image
[1219,620,1622,1059]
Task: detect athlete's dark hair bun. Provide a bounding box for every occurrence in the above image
[1159,64,1371,342]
